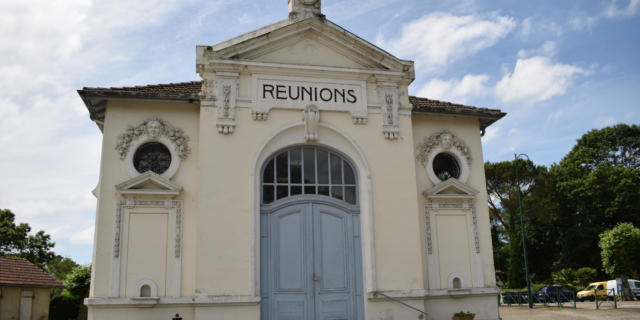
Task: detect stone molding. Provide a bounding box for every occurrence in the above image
[85,295,261,308]
[111,198,183,298]
[423,178,483,289]
[367,287,499,300]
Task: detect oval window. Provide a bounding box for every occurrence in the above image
[432,153,460,181]
[133,142,172,174]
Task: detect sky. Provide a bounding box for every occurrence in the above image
[0,0,638,264]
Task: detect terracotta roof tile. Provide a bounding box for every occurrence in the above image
[81,81,202,94]
[0,256,63,288]
[78,81,505,131]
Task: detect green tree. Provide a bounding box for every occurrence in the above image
[50,264,91,320]
[599,223,640,278]
[599,223,640,300]
[0,209,56,268]
[47,256,80,282]
[551,267,597,290]
[485,160,557,287]
[551,124,640,271]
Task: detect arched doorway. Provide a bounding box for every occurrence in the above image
[260,146,364,320]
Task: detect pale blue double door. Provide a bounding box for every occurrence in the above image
[261,202,364,320]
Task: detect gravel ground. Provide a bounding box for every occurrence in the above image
[499,301,640,320]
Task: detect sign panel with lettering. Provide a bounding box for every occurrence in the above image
[252,75,368,118]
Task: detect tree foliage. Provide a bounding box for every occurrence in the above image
[599,223,640,279]
[551,267,598,290]
[550,124,640,270]
[50,264,91,320]
[485,160,558,287]
[0,209,56,268]
[487,124,640,287]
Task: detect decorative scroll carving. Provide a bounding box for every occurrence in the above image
[174,201,182,258]
[378,85,399,140]
[471,206,480,253]
[302,105,320,142]
[424,203,433,255]
[215,74,238,135]
[115,117,191,160]
[114,200,125,258]
[222,85,231,118]
[416,130,472,165]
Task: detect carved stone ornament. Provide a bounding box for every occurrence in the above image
[416,130,472,165]
[115,117,191,160]
[378,86,399,140]
[215,75,239,135]
[289,0,323,21]
[302,104,320,142]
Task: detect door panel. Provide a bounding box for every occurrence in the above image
[314,205,352,320]
[261,202,362,320]
[270,205,313,320]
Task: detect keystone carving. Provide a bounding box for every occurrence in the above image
[115,117,191,160]
[302,104,320,142]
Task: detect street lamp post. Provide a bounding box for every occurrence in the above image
[515,153,533,308]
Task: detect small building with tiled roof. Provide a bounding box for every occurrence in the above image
[78,1,505,320]
[0,256,63,320]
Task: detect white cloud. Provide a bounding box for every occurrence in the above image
[605,0,640,18]
[0,0,226,260]
[380,12,516,73]
[517,41,557,59]
[417,74,490,104]
[68,226,95,245]
[568,13,598,31]
[495,56,587,103]
[520,18,563,38]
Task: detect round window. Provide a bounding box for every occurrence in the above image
[133,142,172,174]
[432,153,460,181]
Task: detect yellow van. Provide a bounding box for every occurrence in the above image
[577,281,608,301]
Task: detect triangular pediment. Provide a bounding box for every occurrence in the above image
[116,171,182,197]
[202,18,414,74]
[423,178,479,200]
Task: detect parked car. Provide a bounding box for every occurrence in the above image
[534,286,576,303]
[607,279,640,299]
[577,281,608,301]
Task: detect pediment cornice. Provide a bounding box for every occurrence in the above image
[115,171,183,197]
[197,18,414,79]
[423,178,479,200]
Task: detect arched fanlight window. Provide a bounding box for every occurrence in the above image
[262,146,357,205]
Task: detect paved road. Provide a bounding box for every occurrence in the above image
[499,301,640,320]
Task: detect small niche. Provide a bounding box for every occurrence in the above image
[452,277,461,289]
[140,284,151,297]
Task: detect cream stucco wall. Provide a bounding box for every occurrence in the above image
[0,287,52,320]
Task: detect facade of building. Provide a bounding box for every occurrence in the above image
[0,257,63,320]
[79,1,505,319]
